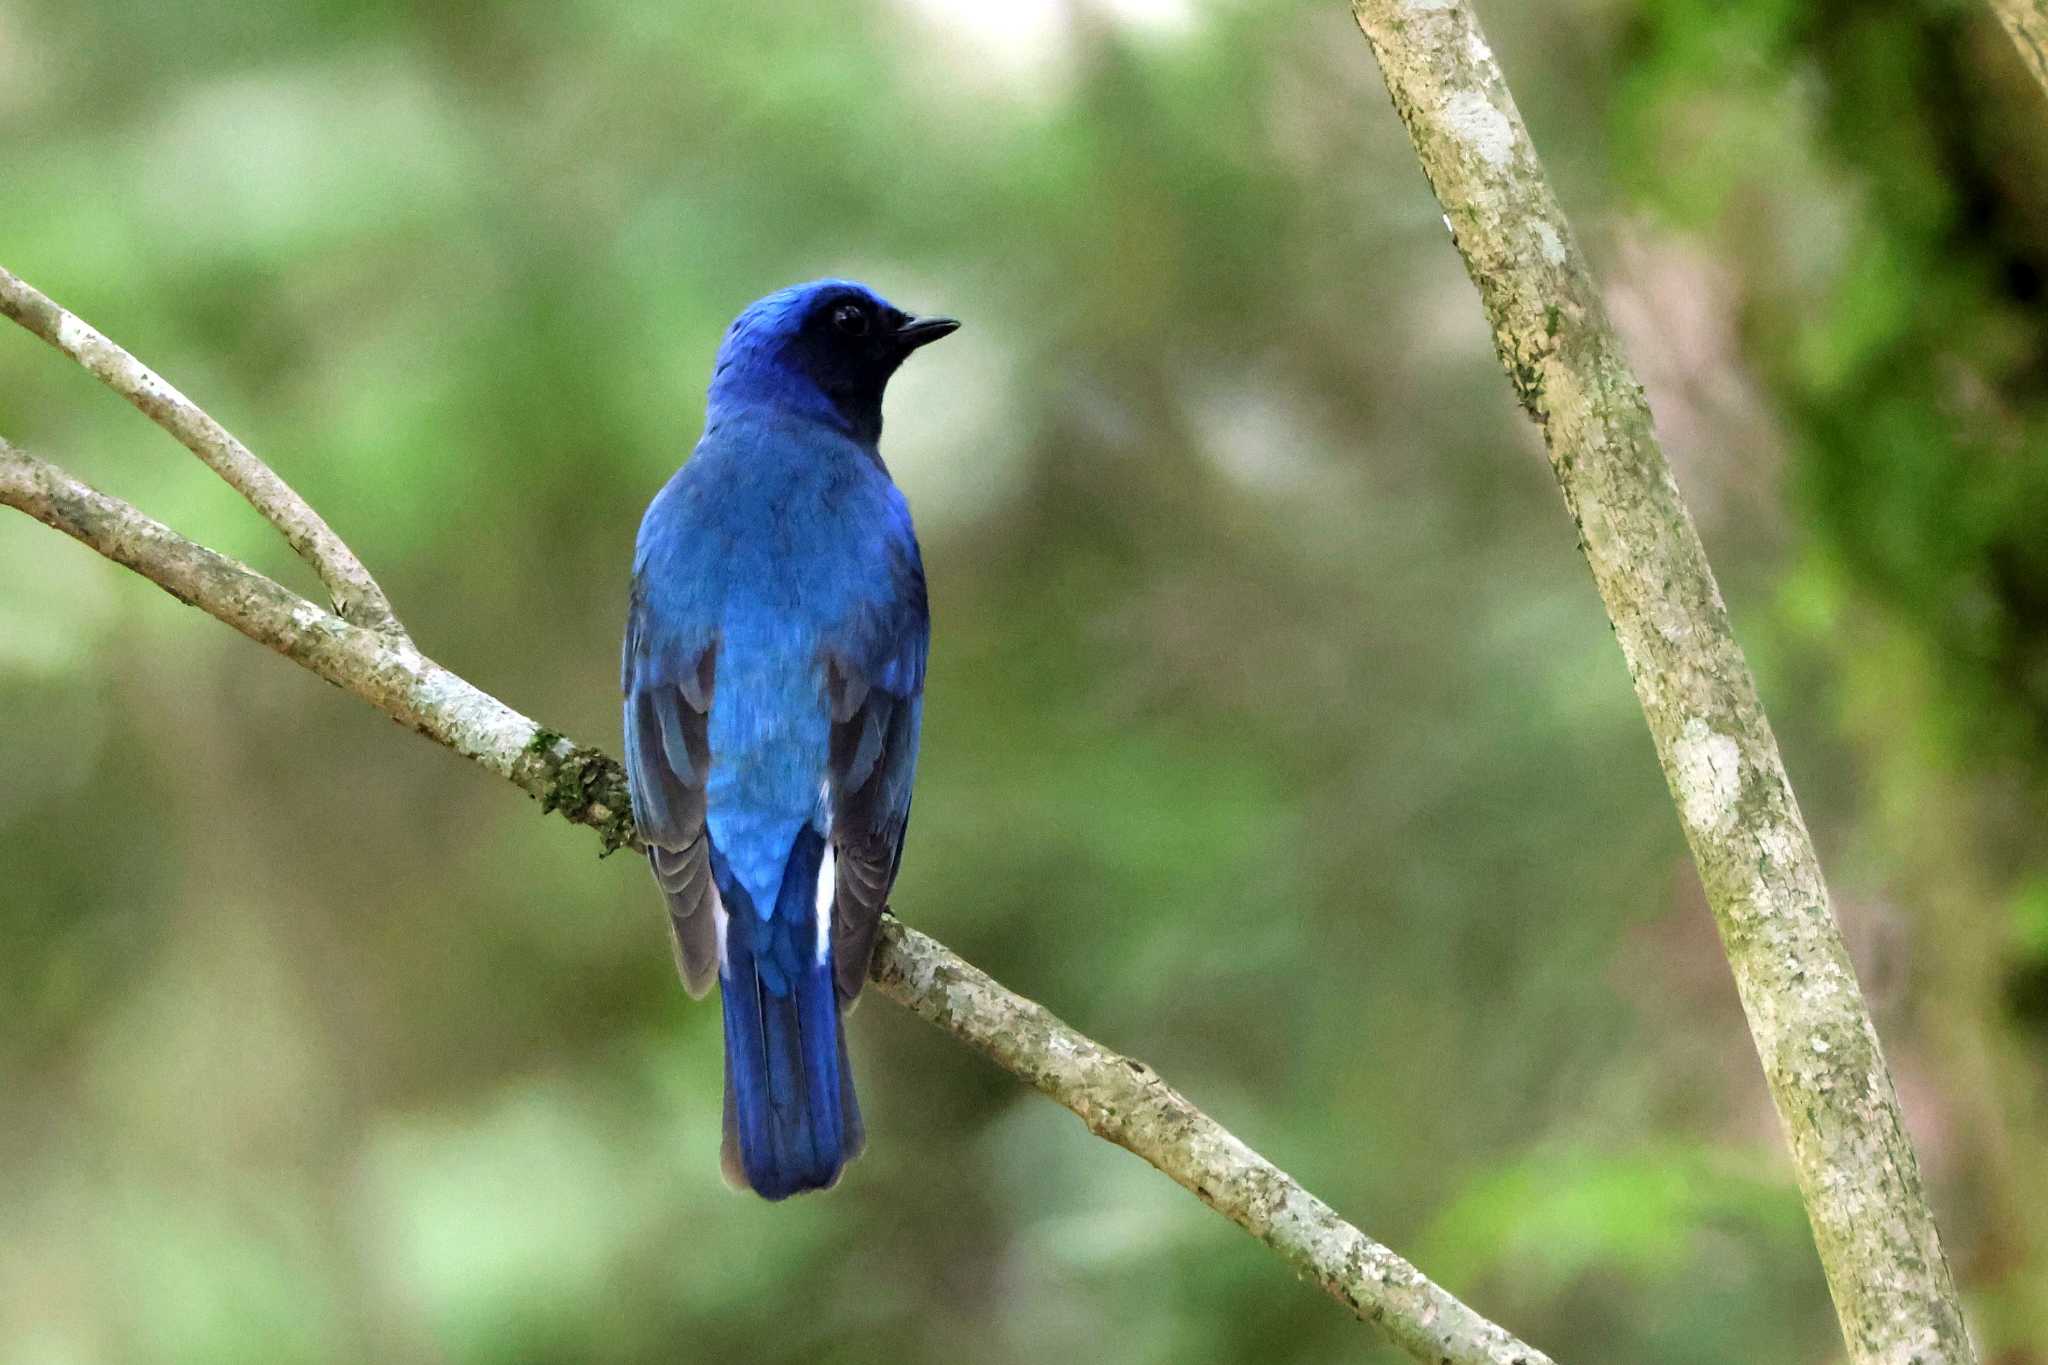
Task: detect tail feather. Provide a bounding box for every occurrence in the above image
[836,1017,866,1159]
[714,827,863,1199]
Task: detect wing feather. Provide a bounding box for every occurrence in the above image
[825,578,927,1002]
[623,598,720,999]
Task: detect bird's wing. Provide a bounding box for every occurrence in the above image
[826,554,929,1003]
[623,583,720,998]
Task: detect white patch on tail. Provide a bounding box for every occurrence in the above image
[815,842,836,965]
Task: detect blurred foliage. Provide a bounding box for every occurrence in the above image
[2,0,2046,1362]
[1618,0,2048,758]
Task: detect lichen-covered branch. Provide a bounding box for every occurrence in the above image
[0,432,1555,1365]
[1344,4,1972,1362]
[0,265,405,637]
[1988,0,2048,101]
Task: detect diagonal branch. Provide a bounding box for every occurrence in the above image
[0,431,1556,1365]
[0,265,406,638]
[1986,0,2048,102]
[870,921,1552,1364]
[1345,3,1973,1362]
[0,436,632,850]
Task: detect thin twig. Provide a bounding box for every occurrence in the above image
[0,435,1557,1365]
[1346,4,1973,1362]
[0,266,406,638]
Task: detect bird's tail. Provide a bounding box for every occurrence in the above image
[714,828,863,1199]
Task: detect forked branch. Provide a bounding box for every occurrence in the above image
[0,265,405,637]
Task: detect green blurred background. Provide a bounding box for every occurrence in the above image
[4,1,2048,1360]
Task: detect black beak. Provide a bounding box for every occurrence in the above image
[895,314,960,349]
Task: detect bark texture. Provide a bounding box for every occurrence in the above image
[1988,0,2048,100]
[1345,4,1973,1362]
[0,311,1554,1364]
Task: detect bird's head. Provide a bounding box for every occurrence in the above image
[707,280,959,444]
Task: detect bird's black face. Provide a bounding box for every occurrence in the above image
[789,290,959,442]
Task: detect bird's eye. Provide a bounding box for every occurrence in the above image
[830,303,870,337]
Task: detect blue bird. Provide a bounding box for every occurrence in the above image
[622,280,952,1199]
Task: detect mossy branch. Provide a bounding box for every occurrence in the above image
[0,273,1555,1365]
[1345,3,1974,1362]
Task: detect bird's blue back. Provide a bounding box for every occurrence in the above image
[637,415,922,918]
[623,280,945,1198]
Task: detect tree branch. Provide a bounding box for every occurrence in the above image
[0,435,622,843]
[1987,0,2048,102]
[870,919,1553,1365]
[0,265,406,638]
[0,297,1555,1364]
[1345,4,1974,1362]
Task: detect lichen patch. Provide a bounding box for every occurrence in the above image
[1674,720,1742,834]
[1440,90,1514,170]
